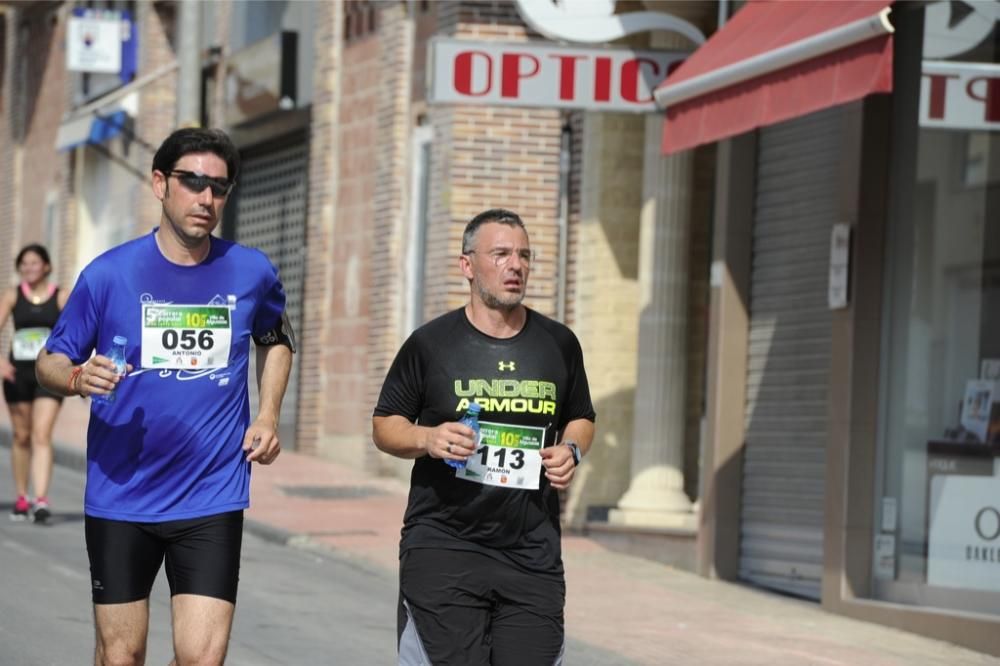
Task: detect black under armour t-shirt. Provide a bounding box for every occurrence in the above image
[374,307,596,575]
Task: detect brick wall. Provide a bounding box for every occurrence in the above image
[298,0,709,518]
[567,112,646,521]
[323,12,379,469]
[298,0,342,459]
[0,9,15,285]
[426,1,563,321]
[0,4,76,354]
[5,6,67,278]
[0,7,15,375]
[134,2,179,236]
[369,2,415,476]
[302,0,569,475]
[18,6,64,254]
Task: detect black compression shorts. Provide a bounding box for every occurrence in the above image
[398,547,566,666]
[85,510,244,605]
[3,363,62,404]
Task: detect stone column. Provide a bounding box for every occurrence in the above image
[609,39,696,528]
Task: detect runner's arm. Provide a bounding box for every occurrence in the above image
[372,415,476,462]
[243,342,293,464]
[560,417,595,457]
[540,417,596,489]
[255,342,292,423]
[35,348,77,396]
[35,348,124,398]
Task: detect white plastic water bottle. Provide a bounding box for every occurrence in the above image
[94,335,127,404]
[447,403,481,470]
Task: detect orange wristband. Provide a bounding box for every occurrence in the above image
[68,366,83,394]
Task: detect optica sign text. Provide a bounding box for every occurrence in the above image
[429,38,685,112]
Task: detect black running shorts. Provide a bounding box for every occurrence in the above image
[3,362,63,404]
[85,510,244,605]
[398,548,566,666]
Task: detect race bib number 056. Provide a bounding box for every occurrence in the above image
[457,420,544,490]
[141,304,232,369]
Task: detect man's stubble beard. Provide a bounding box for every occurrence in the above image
[474,276,524,311]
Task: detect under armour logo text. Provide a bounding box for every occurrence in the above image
[498,361,516,372]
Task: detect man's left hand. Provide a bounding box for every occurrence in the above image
[244,418,281,464]
[540,443,577,490]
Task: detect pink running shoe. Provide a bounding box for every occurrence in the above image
[10,495,30,521]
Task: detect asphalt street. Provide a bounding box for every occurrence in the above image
[0,449,630,666]
[0,454,400,665]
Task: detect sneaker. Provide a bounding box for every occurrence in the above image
[10,496,30,521]
[33,497,51,524]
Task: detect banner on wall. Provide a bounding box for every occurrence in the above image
[429,38,686,112]
[66,8,137,83]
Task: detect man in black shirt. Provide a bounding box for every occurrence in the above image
[373,208,596,665]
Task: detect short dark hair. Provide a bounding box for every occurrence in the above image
[15,243,51,270]
[462,209,526,254]
[151,128,241,181]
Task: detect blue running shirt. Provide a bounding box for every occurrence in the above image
[46,230,286,521]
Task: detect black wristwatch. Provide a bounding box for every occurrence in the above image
[565,441,582,466]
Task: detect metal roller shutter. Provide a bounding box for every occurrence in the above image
[738,108,839,600]
[229,133,308,450]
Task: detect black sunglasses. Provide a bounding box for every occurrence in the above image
[168,170,234,198]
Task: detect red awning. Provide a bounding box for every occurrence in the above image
[657,0,894,155]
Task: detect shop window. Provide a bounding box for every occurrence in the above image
[874,1,1000,616]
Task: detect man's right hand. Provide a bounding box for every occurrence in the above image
[423,422,478,464]
[75,356,133,398]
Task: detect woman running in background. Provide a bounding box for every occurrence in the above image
[0,245,68,523]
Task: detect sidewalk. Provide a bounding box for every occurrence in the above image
[4,398,998,665]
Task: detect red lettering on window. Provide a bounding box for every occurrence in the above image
[966,76,1000,123]
[922,72,959,119]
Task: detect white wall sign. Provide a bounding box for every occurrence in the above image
[66,14,123,73]
[429,38,685,112]
[928,475,1000,592]
[920,60,1000,131]
[827,224,851,310]
[873,534,896,580]
[881,496,898,532]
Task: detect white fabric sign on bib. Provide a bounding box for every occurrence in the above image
[141,304,232,369]
[11,327,50,362]
[457,420,545,490]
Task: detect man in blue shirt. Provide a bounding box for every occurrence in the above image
[36,128,294,665]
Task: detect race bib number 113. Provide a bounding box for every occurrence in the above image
[457,420,544,490]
